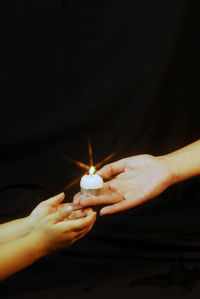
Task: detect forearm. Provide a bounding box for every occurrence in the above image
[0,217,32,245]
[0,234,44,281]
[161,139,200,185]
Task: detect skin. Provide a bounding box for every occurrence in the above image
[0,193,86,245]
[0,193,96,281]
[73,139,200,215]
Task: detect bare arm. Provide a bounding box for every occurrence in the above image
[0,233,44,281]
[162,139,200,184]
[0,193,96,280]
[0,193,82,245]
[0,217,32,245]
[0,208,96,281]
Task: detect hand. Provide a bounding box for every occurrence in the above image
[30,207,96,255]
[28,193,86,228]
[73,155,174,215]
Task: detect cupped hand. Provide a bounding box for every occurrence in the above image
[28,193,85,228]
[73,154,174,215]
[31,207,96,254]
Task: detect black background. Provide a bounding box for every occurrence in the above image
[0,1,200,298]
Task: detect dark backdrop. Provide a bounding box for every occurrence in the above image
[0,1,200,298]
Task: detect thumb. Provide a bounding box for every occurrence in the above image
[48,206,73,223]
[97,159,126,179]
[43,192,65,207]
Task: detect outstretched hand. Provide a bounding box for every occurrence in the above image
[29,193,86,228]
[29,193,97,253]
[73,155,174,215]
[31,207,96,253]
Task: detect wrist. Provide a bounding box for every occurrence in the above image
[157,154,180,186]
[28,231,49,259]
[158,141,200,185]
[23,216,35,234]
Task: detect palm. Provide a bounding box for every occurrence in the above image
[74,155,172,215]
[114,155,171,204]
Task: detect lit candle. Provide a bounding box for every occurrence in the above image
[80,166,103,196]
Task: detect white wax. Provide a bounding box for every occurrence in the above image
[80,174,103,190]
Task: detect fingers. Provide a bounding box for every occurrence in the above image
[48,206,73,223]
[60,203,83,211]
[59,203,92,219]
[78,191,123,207]
[72,220,95,242]
[99,190,149,215]
[43,192,65,207]
[69,210,96,232]
[73,192,83,206]
[73,181,120,206]
[67,208,91,220]
[56,210,97,232]
[96,159,126,179]
[73,181,124,207]
[100,199,132,215]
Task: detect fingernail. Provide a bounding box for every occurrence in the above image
[65,206,72,213]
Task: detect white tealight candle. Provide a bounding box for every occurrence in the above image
[80,166,103,197]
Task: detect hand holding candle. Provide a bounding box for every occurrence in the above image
[73,155,173,215]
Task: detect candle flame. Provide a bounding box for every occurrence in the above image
[89,166,95,175]
[63,140,119,192]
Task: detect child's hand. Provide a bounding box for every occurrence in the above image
[30,207,96,255]
[28,193,84,229]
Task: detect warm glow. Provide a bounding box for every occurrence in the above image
[63,139,117,191]
[89,166,95,175]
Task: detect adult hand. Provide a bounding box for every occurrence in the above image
[73,155,174,215]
